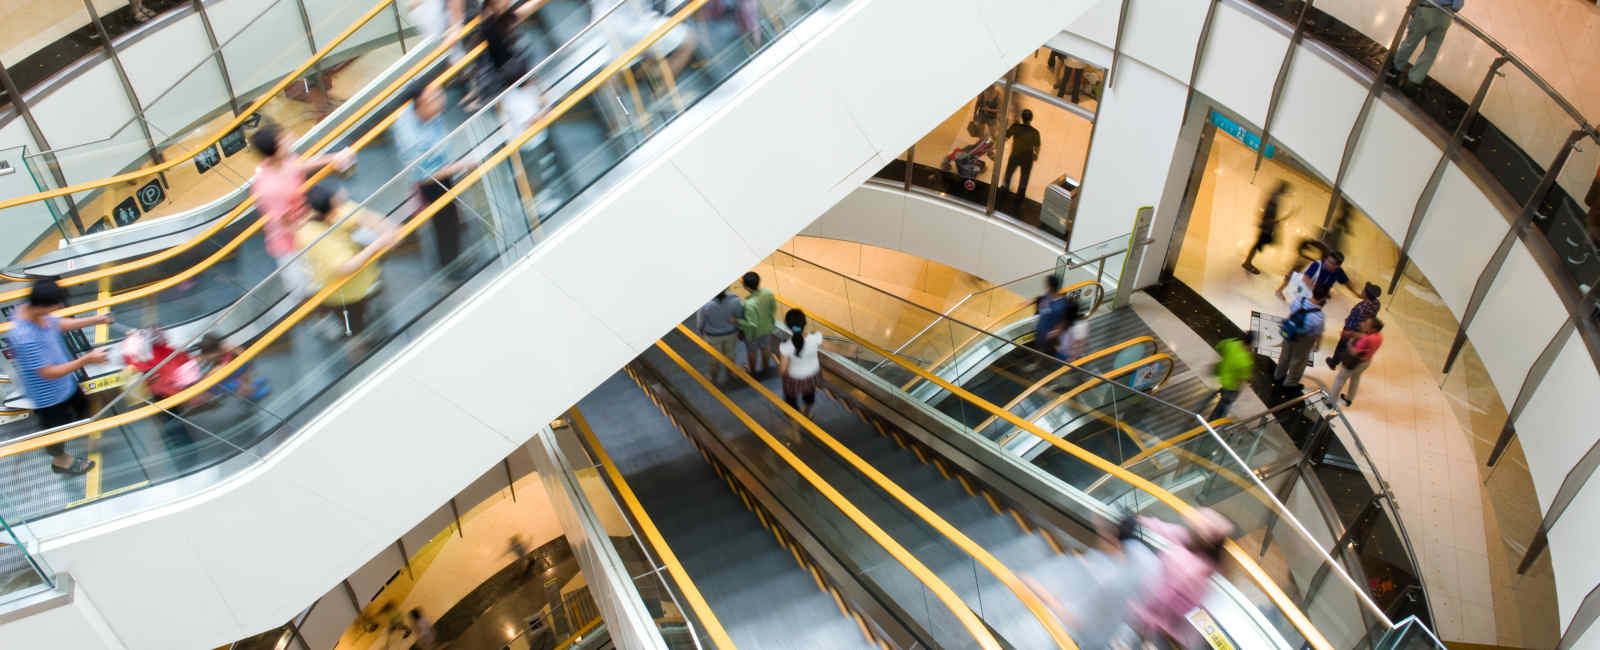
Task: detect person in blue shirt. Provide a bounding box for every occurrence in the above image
[6,279,113,474]
[393,83,477,275]
[1273,285,1328,390]
[1031,274,1068,357]
[1390,0,1464,86]
[1276,251,1358,302]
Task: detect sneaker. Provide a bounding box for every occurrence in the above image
[1340,394,1353,407]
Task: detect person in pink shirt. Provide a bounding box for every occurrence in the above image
[249,124,353,294]
[1133,509,1232,648]
[1331,317,1383,406]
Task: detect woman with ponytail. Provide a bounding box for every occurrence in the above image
[778,309,824,419]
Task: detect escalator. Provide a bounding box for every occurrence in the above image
[575,323,1078,648]
[0,0,1114,644]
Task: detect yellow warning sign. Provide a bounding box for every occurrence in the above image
[80,372,127,395]
[1187,608,1238,650]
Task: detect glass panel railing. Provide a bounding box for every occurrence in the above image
[0,511,53,607]
[0,0,843,595]
[2,0,407,264]
[1375,616,1447,650]
[750,251,1401,649]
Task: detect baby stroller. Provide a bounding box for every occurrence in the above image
[942,137,993,191]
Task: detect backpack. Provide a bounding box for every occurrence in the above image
[1279,306,1319,341]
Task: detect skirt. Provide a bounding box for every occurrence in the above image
[782,372,819,396]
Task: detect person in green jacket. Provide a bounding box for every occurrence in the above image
[738,271,778,376]
[1209,332,1256,420]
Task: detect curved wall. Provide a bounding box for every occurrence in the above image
[1055,0,1594,631]
[799,182,1064,285]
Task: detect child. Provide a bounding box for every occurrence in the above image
[198,333,270,400]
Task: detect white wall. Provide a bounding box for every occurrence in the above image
[1050,0,1592,630]
[799,184,1062,284]
[0,1,1100,648]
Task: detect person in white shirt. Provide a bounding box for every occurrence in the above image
[778,309,823,419]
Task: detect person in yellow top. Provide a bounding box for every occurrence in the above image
[296,184,399,338]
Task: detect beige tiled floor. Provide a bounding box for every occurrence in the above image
[1175,131,1557,646]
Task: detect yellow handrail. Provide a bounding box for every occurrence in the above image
[972,335,1158,433]
[650,336,1005,650]
[779,301,1336,650]
[0,24,487,334]
[993,354,1174,447]
[0,0,705,459]
[674,324,1079,649]
[552,617,604,650]
[0,0,399,216]
[569,407,738,650]
[901,279,1103,391]
[1082,419,1229,494]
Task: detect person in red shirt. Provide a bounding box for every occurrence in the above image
[1330,318,1383,406]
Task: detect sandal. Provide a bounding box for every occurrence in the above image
[52,457,96,475]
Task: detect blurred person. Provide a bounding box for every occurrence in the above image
[1389,0,1463,86]
[1241,180,1291,275]
[1025,513,1162,650]
[1002,109,1041,198]
[779,309,823,420]
[737,272,777,376]
[1133,510,1232,649]
[393,84,478,275]
[592,0,698,77]
[1209,331,1256,420]
[296,185,400,340]
[1052,299,1088,362]
[198,333,270,400]
[1330,318,1384,407]
[1327,282,1381,370]
[250,124,354,294]
[971,85,1002,140]
[471,0,544,108]
[6,279,111,475]
[508,534,537,578]
[1030,274,1068,358]
[697,290,743,384]
[407,0,468,62]
[410,608,441,649]
[1274,285,1328,390]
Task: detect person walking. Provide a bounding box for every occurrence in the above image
[1274,286,1328,390]
[778,309,823,420]
[1002,109,1041,199]
[1389,0,1463,86]
[1242,181,1291,274]
[1209,332,1255,420]
[250,124,354,294]
[296,185,399,340]
[737,272,778,376]
[1053,299,1088,363]
[1030,274,1068,358]
[1276,250,1357,303]
[6,279,112,475]
[1330,318,1384,407]
[1132,510,1232,649]
[696,290,743,384]
[393,84,477,276]
[1327,283,1381,369]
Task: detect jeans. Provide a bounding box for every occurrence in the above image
[1274,335,1317,386]
[1392,6,1451,84]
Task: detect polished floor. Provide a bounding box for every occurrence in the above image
[1174,131,1557,646]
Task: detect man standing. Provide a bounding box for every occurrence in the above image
[1003,109,1041,199]
[1030,274,1067,357]
[393,83,476,275]
[1389,0,1463,86]
[738,272,778,376]
[1276,251,1357,302]
[697,289,743,384]
[1274,286,1327,390]
[1209,332,1256,420]
[6,279,112,475]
